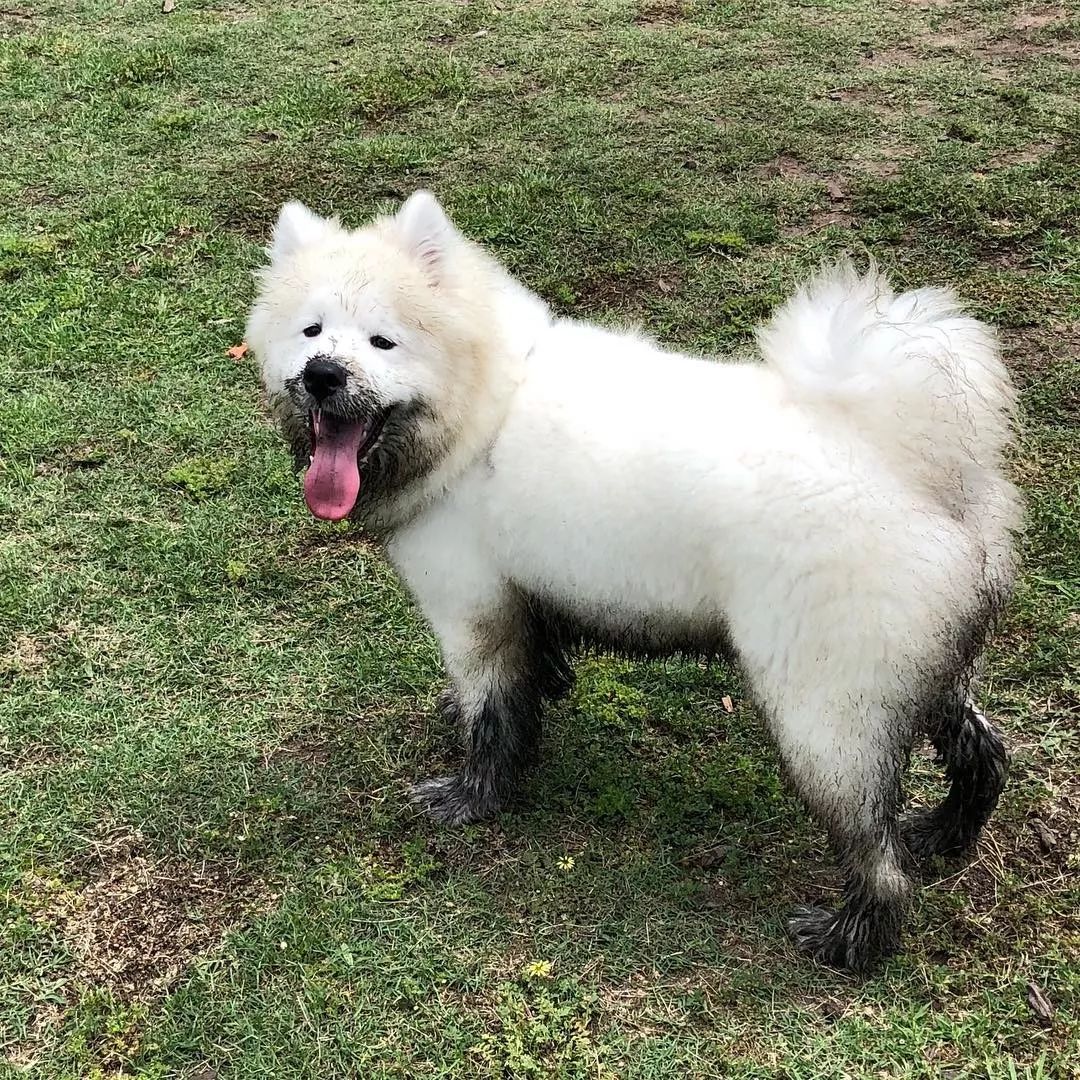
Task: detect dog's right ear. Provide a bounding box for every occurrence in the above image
[394,190,456,284]
[269,202,339,261]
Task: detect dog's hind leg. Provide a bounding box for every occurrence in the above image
[778,706,914,974]
[903,694,1008,862]
[409,591,572,826]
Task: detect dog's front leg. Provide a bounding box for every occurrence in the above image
[410,596,547,825]
[391,511,570,825]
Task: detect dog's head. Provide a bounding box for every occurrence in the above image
[247,192,500,524]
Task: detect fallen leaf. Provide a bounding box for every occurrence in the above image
[686,844,730,869]
[227,342,249,360]
[1030,819,1057,853]
[1027,981,1054,1026]
[657,278,672,293]
[161,0,176,12]
[722,695,734,713]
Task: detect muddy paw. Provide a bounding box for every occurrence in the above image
[901,810,969,863]
[788,905,849,968]
[435,688,461,725]
[409,775,499,825]
[787,904,889,974]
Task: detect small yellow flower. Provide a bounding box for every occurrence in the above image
[522,959,553,980]
[556,856,575,872]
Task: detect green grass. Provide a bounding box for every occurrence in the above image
[1,0,1078,1076]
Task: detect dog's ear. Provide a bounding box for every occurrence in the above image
[395,190,455,283]
[269,202,339,261]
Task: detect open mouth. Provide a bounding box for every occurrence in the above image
[303,408,388,521]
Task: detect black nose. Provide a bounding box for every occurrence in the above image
[303,358,347,403]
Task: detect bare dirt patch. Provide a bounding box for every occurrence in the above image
[951,27,1079,67]
[884,17,1077,68]
[754,153,817,182]
[857,157,906,181]
[807,179,853,230]
[65,858,261,996]
[634,0,686,28]
[1013,6,1070,31]
[1,632,48,676]
[859,45,920,69]
[975,38,1050,63]
[23,839,271,1001]
[12,184,65,208]
[757,136,916,237]
[261,732,334,769]
[1002,321,1080,386]
[985,808,1073,895]
[570,268,683,313]
[990,141,1058,168]
[755,155,856,233]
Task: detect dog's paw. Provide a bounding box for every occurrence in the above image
[787,904,887,975]
[409,775,498,826]
[435,688,461,725]
[788,905,847,967]
[901,810,968,864]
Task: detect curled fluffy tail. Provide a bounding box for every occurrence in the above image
[758,260,1021,596]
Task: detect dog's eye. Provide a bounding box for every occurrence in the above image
[303,324,322,338]
[370,335,396,351]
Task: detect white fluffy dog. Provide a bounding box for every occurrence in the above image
[247,191,1020,972]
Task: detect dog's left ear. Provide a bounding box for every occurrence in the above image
[395,190,455,284]
[269,202,340,262]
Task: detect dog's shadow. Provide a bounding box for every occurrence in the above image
[141,660,847,989]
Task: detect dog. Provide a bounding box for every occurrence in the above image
[246,191,1021,972]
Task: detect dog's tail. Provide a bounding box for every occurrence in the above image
[758,260,1021,595]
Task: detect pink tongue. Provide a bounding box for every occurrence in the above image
[304,414,368,521]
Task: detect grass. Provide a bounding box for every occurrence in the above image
[0,0,1078,1076]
